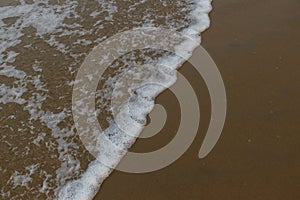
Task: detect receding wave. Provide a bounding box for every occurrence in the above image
[0,0,212,199]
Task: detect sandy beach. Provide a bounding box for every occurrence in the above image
[95,0,300,199]
[0,0,299,199]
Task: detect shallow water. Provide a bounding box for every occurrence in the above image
[0,0,211,199]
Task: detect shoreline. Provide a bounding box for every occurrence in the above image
[58,0,214,199]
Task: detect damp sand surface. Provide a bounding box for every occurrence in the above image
[95,0,300,199]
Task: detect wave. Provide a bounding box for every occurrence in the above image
[0,0,212,199]
[58,1,212,199]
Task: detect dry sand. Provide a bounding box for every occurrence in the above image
[95,0,300,199]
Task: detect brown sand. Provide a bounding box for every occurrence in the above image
[94,0,300,199]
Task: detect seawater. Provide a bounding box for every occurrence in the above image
[0,0,212,199]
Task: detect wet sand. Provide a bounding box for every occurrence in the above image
[95,0,300,199]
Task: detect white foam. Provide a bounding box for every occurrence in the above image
[0,0,212,199]
[58,1,213,200]
[9,164,39,189]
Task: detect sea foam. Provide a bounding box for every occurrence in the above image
[0,0,212,199]
[58,0,212,200]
